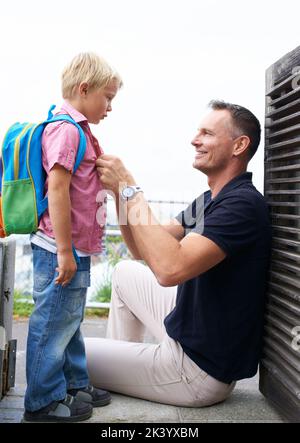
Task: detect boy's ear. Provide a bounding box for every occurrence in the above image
[79,82,89,97]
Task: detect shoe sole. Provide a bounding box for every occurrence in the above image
[92,395,111,407]
[22,409,92,423]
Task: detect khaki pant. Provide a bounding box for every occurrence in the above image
[85,260,235,407]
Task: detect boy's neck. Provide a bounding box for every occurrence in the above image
[65,98,87,120]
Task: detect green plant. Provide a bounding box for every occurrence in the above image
[91,262,112,303]
[85,307,109,318]
[93,281,112,303]
[91,239,130,303]
[105,234,122,244]
[13,290,33,317]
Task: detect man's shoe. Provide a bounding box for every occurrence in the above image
[67,384,111,407]
[23,394,93,422]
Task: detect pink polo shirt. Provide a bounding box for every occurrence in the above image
[38,101,106,254]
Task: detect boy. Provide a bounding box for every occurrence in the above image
[23,53,122,422]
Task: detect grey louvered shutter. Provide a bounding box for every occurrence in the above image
[260,45,300,423]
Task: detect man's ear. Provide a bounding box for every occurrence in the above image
[233,135,250,157]
[79,82,89,97]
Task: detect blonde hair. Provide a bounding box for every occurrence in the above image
[62,52,123,99]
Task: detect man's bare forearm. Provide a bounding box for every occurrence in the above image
[115,195,143,260]
[123,193,181,281]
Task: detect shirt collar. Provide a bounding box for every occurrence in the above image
[218,172,253,197]
[205,172,253,204]
[60,101,88,124]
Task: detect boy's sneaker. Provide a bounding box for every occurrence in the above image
[23,394,92,422]
[67,385,111,407]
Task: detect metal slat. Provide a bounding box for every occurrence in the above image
[267,304,300,329]
[268,292,300,316]
[268,202,300,209]
[265,317,296,342]
[272,248,300,263]
[267,178,300,184]
[272,258,300,273]
[266,150,300,161]
[266,98,300,119]
[264,345,300,385]
[266,313,296,340]
[261,357,300,401]
[265,317,300,351]
[269,281,300,304]
[271,215,300,222]
[266,164,300,172]
[267,189,300,195]
[266,72,299,97]
[266,123,300,140]
[270,269,300,289]
[265,326,299,363]
[272,236,300,247]
[271,226,300,235]
[267,302,300,325]
[266,136,300,151]
[268,302,299,326]
[266,111,300,129]
[268,202,300,208]
[264,334,300,373]
[269,86,300,107]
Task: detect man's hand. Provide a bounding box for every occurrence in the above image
[96,155,135,195]
[55,250,77,287]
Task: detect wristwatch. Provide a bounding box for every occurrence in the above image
[120,185,143,201]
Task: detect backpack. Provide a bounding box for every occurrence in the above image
[0,105,87,238]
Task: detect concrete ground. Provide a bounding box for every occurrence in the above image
[0,318,285,423]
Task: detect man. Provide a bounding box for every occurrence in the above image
[85,100,271,407]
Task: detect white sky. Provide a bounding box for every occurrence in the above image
[1,0,300,202]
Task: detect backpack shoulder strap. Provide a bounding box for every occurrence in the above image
[46,114,87,173]
[37,107,88,218]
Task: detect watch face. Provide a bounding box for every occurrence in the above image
[123,187,134,198]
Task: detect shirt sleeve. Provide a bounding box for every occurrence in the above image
[42,121,80,173]
[200,195,259,256]
[175,194,206,233]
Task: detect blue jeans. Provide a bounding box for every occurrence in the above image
[25,244,91,411]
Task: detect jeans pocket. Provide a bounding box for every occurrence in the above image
[32,247,55,292]
[33,272,54,293]
[67,270,91,289]
[61,287,87,315]
[61,271,90,315]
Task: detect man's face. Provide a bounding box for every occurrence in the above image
[191,110,237,174]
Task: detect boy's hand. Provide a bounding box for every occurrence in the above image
[55,251,77,287]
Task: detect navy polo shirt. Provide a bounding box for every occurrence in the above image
[164,172,272,383]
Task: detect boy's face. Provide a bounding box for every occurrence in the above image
[83,79,119,124]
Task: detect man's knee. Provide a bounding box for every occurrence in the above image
[111,260,150,303]
[112,260,142,292]
[113,260,135,282]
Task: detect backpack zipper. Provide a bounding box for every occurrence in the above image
[14,123,34,180]
[26,123,42,229]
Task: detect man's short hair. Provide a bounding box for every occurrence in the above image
[62,52,123,99]
[208,100,261,160]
